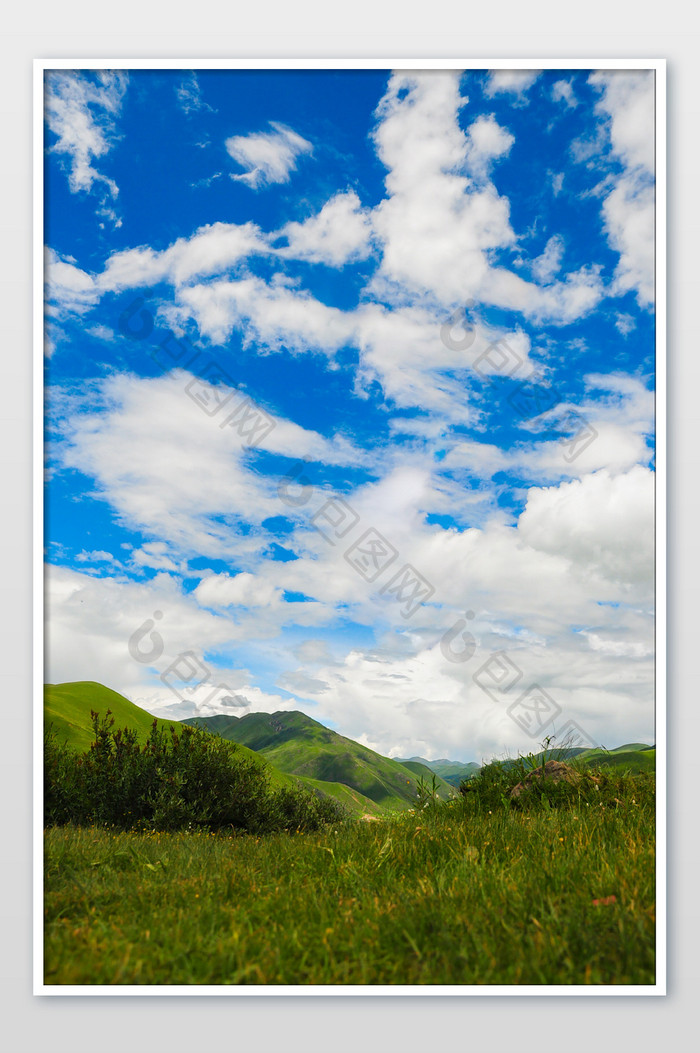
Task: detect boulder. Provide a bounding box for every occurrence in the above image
[509,759,581,800]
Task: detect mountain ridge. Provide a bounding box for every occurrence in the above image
[184,710,457,810]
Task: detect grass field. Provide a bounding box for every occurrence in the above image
[44,790,655,986]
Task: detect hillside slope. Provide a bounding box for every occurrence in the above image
[45,682,177,753]
[184,711,456,811]
[44,682,296,790]
[44,683,385,816]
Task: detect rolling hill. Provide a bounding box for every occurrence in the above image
[183,710,457,811]
[44,683,444,817]
[44,682,178,753]
[44,682,294,792]
[44,683,653,816]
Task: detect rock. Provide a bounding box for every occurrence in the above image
[509,759,581,800]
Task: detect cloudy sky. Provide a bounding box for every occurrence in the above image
[44,66,656,763]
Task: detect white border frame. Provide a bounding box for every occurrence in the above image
[33,57,666,997]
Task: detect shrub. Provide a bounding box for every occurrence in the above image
[45,711,346,834]
[459,751,655,813]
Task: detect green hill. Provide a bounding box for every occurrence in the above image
[184,711,457,812]
[400,756,482,787]
[44,681,294,791]
[577,747,656,774]
[492,742,656,779]
[395,759,460,794]
[44,683,394,817]
[44,682,177,752]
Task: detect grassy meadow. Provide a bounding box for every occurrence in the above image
[43,683,657,987]
[45,785,655,986]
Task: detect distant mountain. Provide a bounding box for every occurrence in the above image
[184,711,457,811]
[399,756,482,787]
[404,741,656,785]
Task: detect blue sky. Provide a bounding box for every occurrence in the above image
[44,67,656,762]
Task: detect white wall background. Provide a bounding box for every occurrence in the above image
[0,5,696,1048]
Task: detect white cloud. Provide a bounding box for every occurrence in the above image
[45,70,128,226]
[85,324,115,342]
[517,466,654,586]
[175,72,213,115]
[369,71,603,324]
[589,70,655,307]
[277,191,373,266]
[354,302,533,418]
[53,370,368,565]
[74,549,116,564]
[99,221,269,291]
[484,70,540,99]
[195,572,282,609]
[45,248,100,319]
[226,122,313,188]
[464,114,514,175]
[600,173,654,306]
[590,70,654,173]
[131,541,182,573]
[531,234,565,284]
[551,79,578,108]
[615,312,636,336]
[177,274,355,352]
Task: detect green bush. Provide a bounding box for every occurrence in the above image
[459,753,655,813]
[45,711,346,835]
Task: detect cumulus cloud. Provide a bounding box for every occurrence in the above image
[277,191,374,266]
[45,248,100,318]
[176,274,356,352]
[225,122,313,188]
[369,71,603,323]
[518,465,654,586]
[464,114,515,175]
[551,79,578,108]
[589,70,655,306]
[195,572,282,609]
[52,370,369,565]
[484,70,540,99]
[531,234,565,284]
[98,221,269,291]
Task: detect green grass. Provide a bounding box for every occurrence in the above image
[44,787,655,986]
[492,743,656,780]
